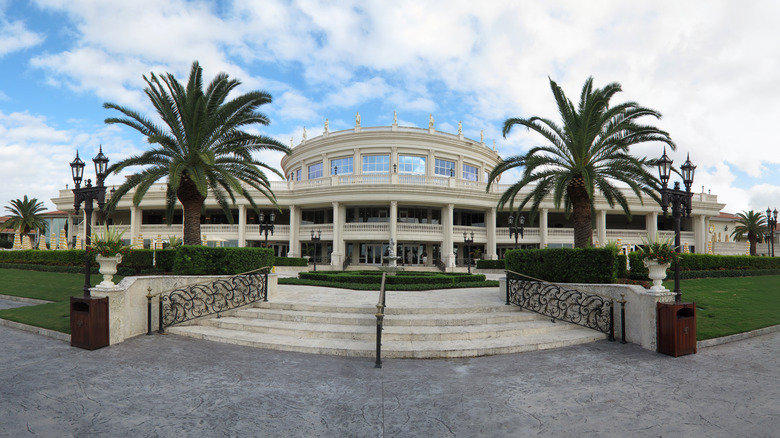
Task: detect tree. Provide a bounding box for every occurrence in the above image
[4,195,48,245]
[487,77,676,248]
[731,210,767,256]
[104,61,291,245]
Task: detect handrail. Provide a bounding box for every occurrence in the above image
[342,255,351,271]
[375,272,387,368]
[434,259,446,272]
[504,270,616,341]
[147,266,271,333]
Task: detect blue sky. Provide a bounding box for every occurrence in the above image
[2,0,780,214]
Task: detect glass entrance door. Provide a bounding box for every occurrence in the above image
[359,243,385,264]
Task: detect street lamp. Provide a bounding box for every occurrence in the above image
[71,146,110,298]
[657,148,695,302]
[766,207,777,257]
[463,231,474,274]
[310,229,322,271]
[508,214,525,250]
[258,211,275,246]
[766,232,772,257]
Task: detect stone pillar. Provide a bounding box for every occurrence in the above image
[596,209,607,247]
[390,200,398,245]
[67,212,73,248]
[238,205,246,247]
[444,204,455,268]
[330,201,343,268]
[540,208,549,248]
[129,205,141,245]
[486,207,497,259]
[695,214,707,254]
[288,205,299,258]
[646,212,658,239]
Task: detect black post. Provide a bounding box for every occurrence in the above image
[673,195,682,301]
[620,298,627,344]
[767,208,777,257]
[263,269,269,302]
[463,232,474,274]
[158,297,164,334]
[608,302,615,342]
[311,230,321,272]
[146,289,153,336]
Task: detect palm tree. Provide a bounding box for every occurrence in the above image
[731,210,767,256]
[4,195,48,245]
[487,77,676,248]
[104,61,291,245]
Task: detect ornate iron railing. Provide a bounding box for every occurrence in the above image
[506,270,615,340]
[153,267,270,330]
[375,272,387,368]
[434,259,446,272]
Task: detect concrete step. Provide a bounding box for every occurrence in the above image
[197,314,581,342]
[167,324,605,359]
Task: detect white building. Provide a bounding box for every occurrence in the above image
[51,121,728,269]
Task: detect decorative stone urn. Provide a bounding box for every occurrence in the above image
[644,259,671,293]
[96,254,123,288]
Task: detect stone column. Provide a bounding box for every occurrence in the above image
[596,209,607,247]
[540,208,549,248]
[486,207,497,259]
[330,201,343,268]
[444,203,455,268]
[646,212,658,239]
[129,205,141,245]
[288,205,299,258]
[695,214,707,254]
[67,212,73,248]
[237,204,246,247]
[390,200,398,246]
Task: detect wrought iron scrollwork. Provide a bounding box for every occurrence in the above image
[160,268,269,328]
[506,272,614,340]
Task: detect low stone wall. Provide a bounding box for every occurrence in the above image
[90,274,278,346]
[499,278,674,351]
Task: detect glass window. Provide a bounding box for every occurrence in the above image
[295,169,301,181]
[398,156,426,174]
[362,155,390,173]
[308,162,323,180]
[435,159,455,176]
[330,157,353,175]
[484,170,490,182]
[463,164,478,181]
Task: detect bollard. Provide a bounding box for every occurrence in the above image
[146,287,153,336]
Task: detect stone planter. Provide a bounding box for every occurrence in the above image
[96,254,123,288]
[644,259,671,293]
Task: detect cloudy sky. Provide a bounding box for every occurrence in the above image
[1,0,779,214]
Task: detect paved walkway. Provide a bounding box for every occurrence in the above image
[1,320,778,437]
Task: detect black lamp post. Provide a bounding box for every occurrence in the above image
[71,146,110,298]
[463,231,474,274]
[259,211,275,246]
[310,229,322,271]
[765,232,772,257]
[657,148,696,302]
[508,214,525,250]
[766,207,777,257]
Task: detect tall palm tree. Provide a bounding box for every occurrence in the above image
[4,195,48,245]
[104,61,291,245]
[731,210,767,256]
[487,77,676,248]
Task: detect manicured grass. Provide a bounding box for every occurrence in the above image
[0,268,120,334]
[666,275,780,340]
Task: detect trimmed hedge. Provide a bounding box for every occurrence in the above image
[121,249,176,274]
[0,249,88,266]
[627,252,780,280]
[505,248,620,284]
[476,259,505,270]
[298,271,486,285]
[172,246,274,275]
[273,257,309,267]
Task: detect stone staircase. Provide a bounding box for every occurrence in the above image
[166,286,606,358]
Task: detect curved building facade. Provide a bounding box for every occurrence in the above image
[51,121,727,270]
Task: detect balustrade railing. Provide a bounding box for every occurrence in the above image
[505,271,615,340]
[150,267,270,331]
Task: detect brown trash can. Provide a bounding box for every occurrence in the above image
[657,301,697,357]
[70,296,109,350]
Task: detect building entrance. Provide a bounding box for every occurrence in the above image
[359,243,388,265]
[397,243,427,266]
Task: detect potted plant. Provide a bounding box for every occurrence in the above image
[88,225,130,288]
[636,235,679,292]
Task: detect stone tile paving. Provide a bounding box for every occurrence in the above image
[1,324,778,437]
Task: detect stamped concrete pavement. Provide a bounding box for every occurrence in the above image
[1,324,778,437]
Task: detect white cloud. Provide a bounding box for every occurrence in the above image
[0,18,44,57]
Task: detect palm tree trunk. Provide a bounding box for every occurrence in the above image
[749,233,757,256]
[176,176,206,246]
[568,179,593,248]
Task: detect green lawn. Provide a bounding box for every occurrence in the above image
[667,275,780,340]
[0,269,120,334]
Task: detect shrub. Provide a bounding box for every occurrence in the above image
[505,247,619,284]
[627,252,780,280]
[476,259,505,270]
[172,246,274,275]
[273,257,309,267]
